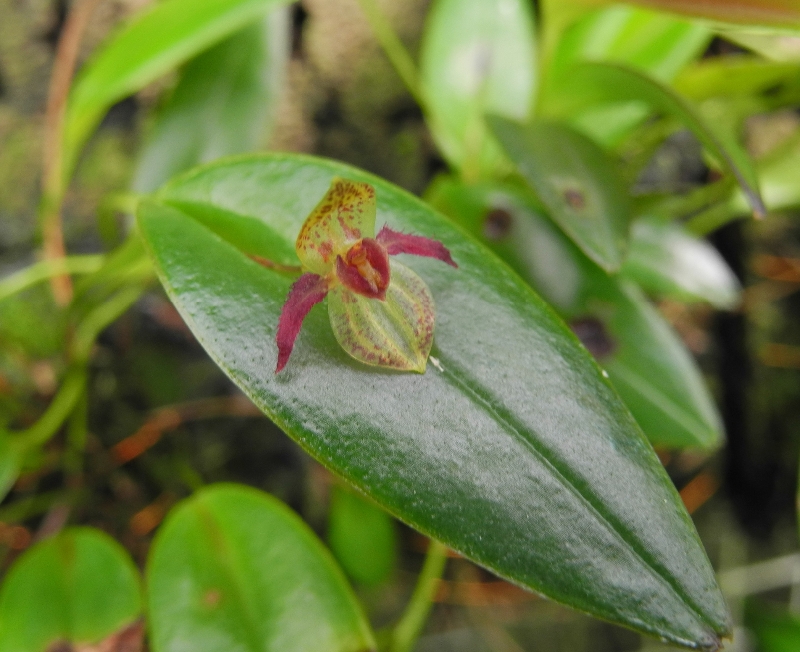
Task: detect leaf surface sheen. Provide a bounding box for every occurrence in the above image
[138,153,729,649]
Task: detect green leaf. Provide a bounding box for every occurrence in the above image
[621,217,741,309]
[717,25,800,60]
[426,177,724,450]
[552,5,711,83]
[133,13,289,192]
[746,603,800,652]
[419,0,537,178]
[674,57,800,101]
[0,431,20,502]
[488,117,631,272]
[328,484,397,587]
[547,5,711,143]
[580,0,800,27]
[64,0,292,177]
[0,528,141,652]
[146,484,375,652]
[546,62,766,218]
[138,153,730,648]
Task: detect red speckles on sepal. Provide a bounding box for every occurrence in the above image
[376,225,458,268]
[275,273,330,373]
[335,238,390,299]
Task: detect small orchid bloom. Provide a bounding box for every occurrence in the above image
[275,177,457,373]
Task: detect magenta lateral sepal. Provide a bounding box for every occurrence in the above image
[335,238,390,300]
[376,225,458,268]
[275,273,329,373]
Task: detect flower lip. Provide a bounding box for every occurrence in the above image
[335,238,390,300]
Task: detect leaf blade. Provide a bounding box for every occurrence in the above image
[138,153,730,648]
[146,484,375,652]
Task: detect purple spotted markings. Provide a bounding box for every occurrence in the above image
[273,177,457,373]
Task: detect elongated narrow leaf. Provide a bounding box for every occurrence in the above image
[574,0,800,26]
[419,0,537,177]
[147,484,375,652]
[0,431,20,502]
[64,0,292,176]
[551,5,711,83]
[426,176,724,450]
[138,153,730,648]
[546,62,765,217]
[674,58,800,100]
[133,13,289,192]
[488,117,631,272]
[0,528,141,652]
[621,218,741,309]
[546,5,711,143]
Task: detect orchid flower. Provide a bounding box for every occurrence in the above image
[275,177,457,373]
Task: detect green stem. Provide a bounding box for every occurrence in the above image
[390,539,448,652]
[355,0,425,108]
[0,255,105,303]
[12,285,145,454]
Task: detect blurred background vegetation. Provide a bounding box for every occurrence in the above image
[2,1,800,650]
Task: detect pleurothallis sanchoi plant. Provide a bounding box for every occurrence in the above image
[2,0,800,650]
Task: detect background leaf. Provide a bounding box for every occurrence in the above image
[133,12,289,192]
[0,528,141,652]
[545,61,765,217]
[0,431,20,502]
[548,5,711,142]
[64,0,292,177]
[419,0,537,178]
[328,484,397,587]
[138,153,729,648]
[488,117,631,272]
[621,217,741,309]
[146,484,375,652]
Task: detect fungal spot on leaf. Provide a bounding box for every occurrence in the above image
[203,588,222,608]
[570,317,616,360]
[563,187,586,211]
[483,208,513,241]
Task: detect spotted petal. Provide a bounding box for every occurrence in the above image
[295,178,377,275]
[327,261,434,373]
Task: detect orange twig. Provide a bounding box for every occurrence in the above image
[41,0,103,305]
[433,579,536,606]
[249,254,302,274]
[112,395,261,464]
[679,471,719,515]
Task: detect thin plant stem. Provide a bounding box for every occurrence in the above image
[13,285,146,453]
[390,539,448,652]
[40,0,103,305]
[355,0,425,108]
[0,255,105,303]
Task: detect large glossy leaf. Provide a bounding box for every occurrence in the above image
[138,153,729,648]
[64,0,292,177]
[146,484,374,652]
[488,117,631,272]
[621,217,741,309]
[133,13,289,192]
[546,62,766,218]
[425,176,724,450]
[0,528,141,652]
[419,0,537,178]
